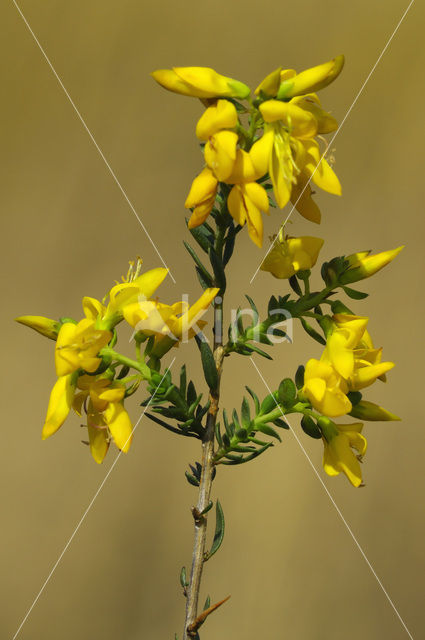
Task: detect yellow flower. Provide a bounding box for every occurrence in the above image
[185,167,218,229]
[73,376,133,463]
[123,299,187,337]
[254,67,283,97]
[276,55,345,99]
[325,314,395,390]
[349,400,400,422]
[320,419,366,487]
[42,373,76,440]
[151,66,250,99]
[122,288,219,358]
[302,359,352,418]
[196,99,238,140]
[258,99,341,214]
[15,315,60,340]
[340,246,404,285]
[260,232,324,278]
[224,136,271,247]
[55,320,112,377]
[105,265,169,321]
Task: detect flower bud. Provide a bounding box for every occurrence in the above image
[340,246,404,284]
[277,55,345,99]
[15,315,61,340]
[349,400,400,421]
[151,67,250,99]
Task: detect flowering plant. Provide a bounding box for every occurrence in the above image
[17,57,403,639]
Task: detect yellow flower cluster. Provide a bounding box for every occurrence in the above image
[152,58,344,247]
[302,314,396,486]
[17,260,218,463]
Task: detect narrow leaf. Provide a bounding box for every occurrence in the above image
[209,246,226,293]
[183,241,213,282]
[342,285,369,300]
[256,423,281,441]
[241,397,251,428]
[207,500,225,559]
[245,386,260,413]
[300,317,326,345]
[195,334,218,390]
[289,275,302,295]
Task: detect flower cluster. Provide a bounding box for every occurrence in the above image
[152,58,344,247]
[301,314,396,486]
[17,260,218,463]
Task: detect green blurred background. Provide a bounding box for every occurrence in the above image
[1,1,424,638]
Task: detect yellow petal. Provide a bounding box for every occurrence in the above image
[188,197,216,228]
[249,131,274,179]
[291,95,338,134]
[104,402,133,453]
[185,167,218,208]
[227,185,247,226]
[196,99,238,140]
[260,100,317,138]
[173,67,250,99]
[204,130,238,181]
[55,322,78,376]
[277,55,345,99]
[42,374,75,439]
[254,67,283,97]
[82,297,106,321]
[290,175,321,224]
[302,140,342,195]
[87,421,109,464]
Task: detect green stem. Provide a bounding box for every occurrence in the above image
[100,347,149,377]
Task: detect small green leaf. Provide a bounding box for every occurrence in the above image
[245,343,273,360]
[347,391,362,406]
[209,246,226,293]
[188,220,214,253]
[235,428,248,441]
[256,423,281,441]
[241,397,251,428]
[222,409,234,437]
[179,365,187,396]
[278,378,297,407]
[185,471,200,487]
[180,566,189,588]
[215,422,223,446]
[184,241,213,283]
[295,365,305,389]
[342,285,369,300]
[187,381,197,406]
[300,317,326,345]
[206,500,225,560]
[195,335,218,390]
[196,266,214,290]
[301,415,322,439]
[245,386,260,413]
[203,595,211,611]
[199,500,214,516]
[330,300,353,315]
[245,294,259,319]
[259,393,277,415]
[273,417,289,429]
[116,365,130,379]
[289,275,302,295]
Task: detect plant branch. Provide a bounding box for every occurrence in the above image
[183,293,224,639]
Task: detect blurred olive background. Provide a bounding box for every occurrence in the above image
[1,1,424,638]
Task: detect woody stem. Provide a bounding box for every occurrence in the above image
[183,298,224,639]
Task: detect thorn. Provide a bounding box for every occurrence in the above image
[187,595,231,636]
